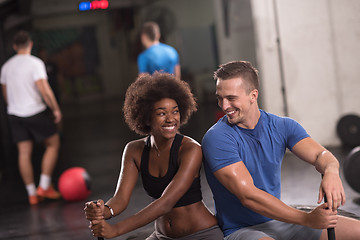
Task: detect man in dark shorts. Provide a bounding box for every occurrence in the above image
[0,30,62,205]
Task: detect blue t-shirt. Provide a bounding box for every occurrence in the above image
[137,43,179,75]
[202,110,309,236]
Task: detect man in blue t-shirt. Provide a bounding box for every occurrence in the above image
[202,61,360,239]
[137,22,180,79]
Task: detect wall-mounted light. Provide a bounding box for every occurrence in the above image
[79,0,109,11]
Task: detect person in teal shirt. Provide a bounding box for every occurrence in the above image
[137,22,181,80]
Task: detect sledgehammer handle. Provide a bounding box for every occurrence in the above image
[92,200,104,240]
[323,194,336,240]
[321,175,335,240]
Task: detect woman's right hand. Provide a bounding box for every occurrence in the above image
[84,199,105,221]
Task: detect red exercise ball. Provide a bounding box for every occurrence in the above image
[58,167,91,201]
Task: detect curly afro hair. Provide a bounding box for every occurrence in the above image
[123,72,197,135]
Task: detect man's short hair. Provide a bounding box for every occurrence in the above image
[13,30,31,49]
[214,61,259,93]
[141,22,160,41]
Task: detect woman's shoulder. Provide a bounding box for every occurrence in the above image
[122,137,148,167]
[179,135,201,153]
[125,137,148,152]
[181,135,200,147]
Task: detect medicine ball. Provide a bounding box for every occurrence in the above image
[58,167,91,201]
[336,114,360,148]
[344,146,360,193]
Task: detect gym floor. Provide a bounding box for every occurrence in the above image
[0,98,359,240]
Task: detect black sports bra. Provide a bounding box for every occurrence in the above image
[140,134,202,208]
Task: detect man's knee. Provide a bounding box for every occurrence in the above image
[44,134,60,148]
[17,140,33,155]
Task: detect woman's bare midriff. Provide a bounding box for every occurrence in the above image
[154,201,218,238]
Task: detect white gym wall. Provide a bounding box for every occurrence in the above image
[250,0,360,146]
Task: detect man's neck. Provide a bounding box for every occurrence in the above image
[145,40,159,49]
[237,108,261,130]
[16,48,31,55]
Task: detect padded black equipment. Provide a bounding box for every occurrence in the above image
[344,146,360,193]
[336,114,360,148]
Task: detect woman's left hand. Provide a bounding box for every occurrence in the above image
[90,219,118,239]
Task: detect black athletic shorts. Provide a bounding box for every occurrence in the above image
[8,109,57,143]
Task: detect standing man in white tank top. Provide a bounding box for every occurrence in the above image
[0,30,62,205]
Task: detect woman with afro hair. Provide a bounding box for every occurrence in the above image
[85,72,223,239]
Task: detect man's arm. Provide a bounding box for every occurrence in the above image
[214,161,337,229]
[291,137,345,210]
[35,79,62,123]
[174,64,181,80]
[137,54,147,75]
[1,84,7,104]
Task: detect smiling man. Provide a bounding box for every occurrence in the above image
[201,61,360,240]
